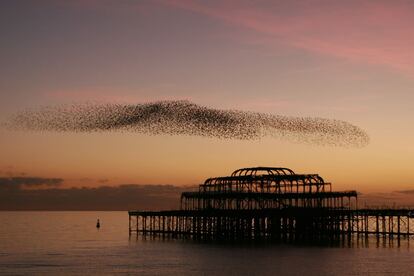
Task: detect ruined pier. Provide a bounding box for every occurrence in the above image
[128,167,413,241]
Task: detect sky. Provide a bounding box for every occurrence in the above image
[1,0,414,209]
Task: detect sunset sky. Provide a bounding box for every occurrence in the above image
[1,0,414,205]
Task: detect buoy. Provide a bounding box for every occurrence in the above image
[96,219,100,228]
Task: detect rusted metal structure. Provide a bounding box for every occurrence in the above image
[128,167,413,241]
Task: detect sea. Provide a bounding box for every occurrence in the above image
[0,211,413,275]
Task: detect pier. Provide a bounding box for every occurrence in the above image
[128,167,413,241]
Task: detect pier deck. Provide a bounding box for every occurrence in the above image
[129,208,414,240]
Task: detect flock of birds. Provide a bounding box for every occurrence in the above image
[6,100,369,147]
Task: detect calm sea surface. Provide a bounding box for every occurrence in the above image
[0,211,413,275]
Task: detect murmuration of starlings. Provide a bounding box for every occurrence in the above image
[6,100,369,147]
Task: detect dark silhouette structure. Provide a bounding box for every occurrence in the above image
[129,167,413,241]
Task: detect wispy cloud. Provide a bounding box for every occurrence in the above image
[0,177,63,189]
[164,0,414,76]
[0,183,193,211]
[2,182,414,210]
[394,189,414,194]
[359,191,414,208]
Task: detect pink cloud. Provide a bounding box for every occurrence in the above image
[45,87,144,103]
[51,0,152,15]
[44,86,197,103]
[164,0,414,76]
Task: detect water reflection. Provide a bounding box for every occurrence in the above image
[130,233,412,249]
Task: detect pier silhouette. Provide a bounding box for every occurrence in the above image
[129,167,413,241]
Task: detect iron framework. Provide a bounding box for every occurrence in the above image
[129,166,413,241]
